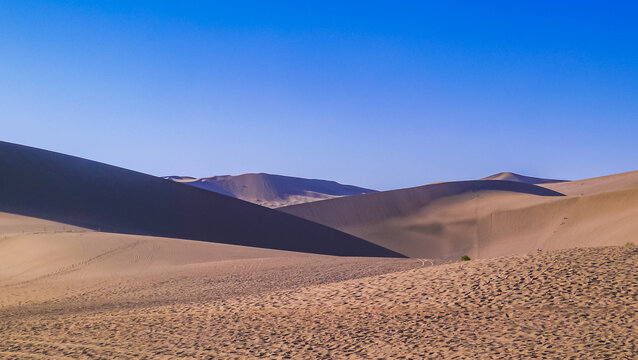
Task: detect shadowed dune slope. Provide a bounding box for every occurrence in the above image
[165,173,376,208]
[0,212,418,309]
[282,174,638,259]
[482,171,567,184]
[0,141,401,257]
[279,180,564,229]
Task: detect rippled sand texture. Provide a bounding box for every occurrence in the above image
[2,244,635,359]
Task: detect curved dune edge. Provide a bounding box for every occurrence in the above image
[281,172,638,259]
[280,179,565,258]
[542,169,638,196]
[0,212,420,310]
[482,171,567,184]
[165,173,377,208]
[0,141,401,258]
[279,179,564,228]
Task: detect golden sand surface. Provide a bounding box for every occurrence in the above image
[281,171,638,260]
[2,235,635,358]
[0,213,421,358]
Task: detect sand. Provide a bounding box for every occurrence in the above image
[281,171,638,260]
[165,173,376,208]
[0,141,399,257]
[2,141,637,358]
[0,213,416,310]
[1,200,636,359]
[542,169,638,196]
[481,171,567,184]
[1,215,635,358]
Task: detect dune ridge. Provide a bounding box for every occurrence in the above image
[542,169,638,196]
[165,173,376,208]
[0,212,418,311]
[282,172,638,259]
[279,180,563,228]
[482,171,567,184]
[0,141,401,257]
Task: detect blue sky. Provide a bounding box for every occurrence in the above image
[2,1,637,190]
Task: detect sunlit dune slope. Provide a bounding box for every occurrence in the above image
[281,175,638,259]
[280,180,563,228]
[541,169,638,196]
[2,241,634,358]
[0,141,401,257]
[0,212,419,311]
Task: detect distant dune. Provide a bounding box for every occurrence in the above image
[280,180,564,228]
[281,173,638,259]
[164,173,376,208]
[542,169,638,196]
[482,171,567,184]
[0,141,401,257]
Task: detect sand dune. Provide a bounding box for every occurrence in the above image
[280,180,565,258]
[482,171,567,184]
[280,179,565,229]
[0,141,400,257]
[282,172,638,259]
[1,224,634,358]
[1,141,636,358]
[0,213,420,359]
[0,213,417,311]
[165,173,376,208]
[542,169,638,196]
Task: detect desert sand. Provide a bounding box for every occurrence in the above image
[0,212,421,358]
[165,173,376,208]
[1,213,635,358]
[281,171,638,259]
[0,141,398,258]
[2,141,637,358]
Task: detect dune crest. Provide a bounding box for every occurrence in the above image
[282,173,638,259]
[482,171,567,184]
[0,141,400,257]
[0,212,417,309]
[541,169,638,196]
[164,173,376,208]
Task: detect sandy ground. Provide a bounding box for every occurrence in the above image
[0,212,424,358]
[2,237,635,358]
[2,162,637,358]
[0,213,419,310]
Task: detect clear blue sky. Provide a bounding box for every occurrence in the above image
[2,1,637,190]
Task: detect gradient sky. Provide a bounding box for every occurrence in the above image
[2,1,637,190]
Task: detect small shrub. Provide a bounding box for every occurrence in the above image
[461,255,471,261]
[625,242,635,249]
